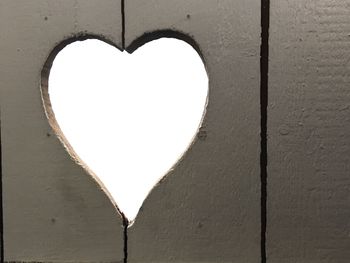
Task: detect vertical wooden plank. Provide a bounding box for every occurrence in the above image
[0,1,124,261]
[268,0,350,262]
[125,1,261,262]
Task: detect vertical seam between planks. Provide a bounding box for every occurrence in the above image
[121,0,125,50]
[121,4,128,263]
[122,215,128,263]
[260,0,270,262]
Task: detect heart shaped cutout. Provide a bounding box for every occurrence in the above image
[43,37,208,222]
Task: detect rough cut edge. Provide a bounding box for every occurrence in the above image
[40,32,125,220]
[40,30,209,226]
[125,29,209,227]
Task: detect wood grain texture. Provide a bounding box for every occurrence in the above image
[0,1,124,261]
[268,0,350,262]
[125,1,261,262]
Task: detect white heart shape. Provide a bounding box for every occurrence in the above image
[45,38,208,222]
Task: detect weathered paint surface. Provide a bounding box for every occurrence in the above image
[4,0,349,262]
[268,0,350,262]
[125,1,261,262]
[0,1,124,261]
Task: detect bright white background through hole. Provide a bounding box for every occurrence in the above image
[48,38,208,222]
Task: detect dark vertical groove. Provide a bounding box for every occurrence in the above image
[260,0,270,262]
[0,113,4,263]
[121,0,125,49]
[121,0,127,260]
[122,214,128,263]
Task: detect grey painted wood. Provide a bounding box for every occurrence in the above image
[0,1,124,261]
[268,0,350,262]
[125,1,261,262]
